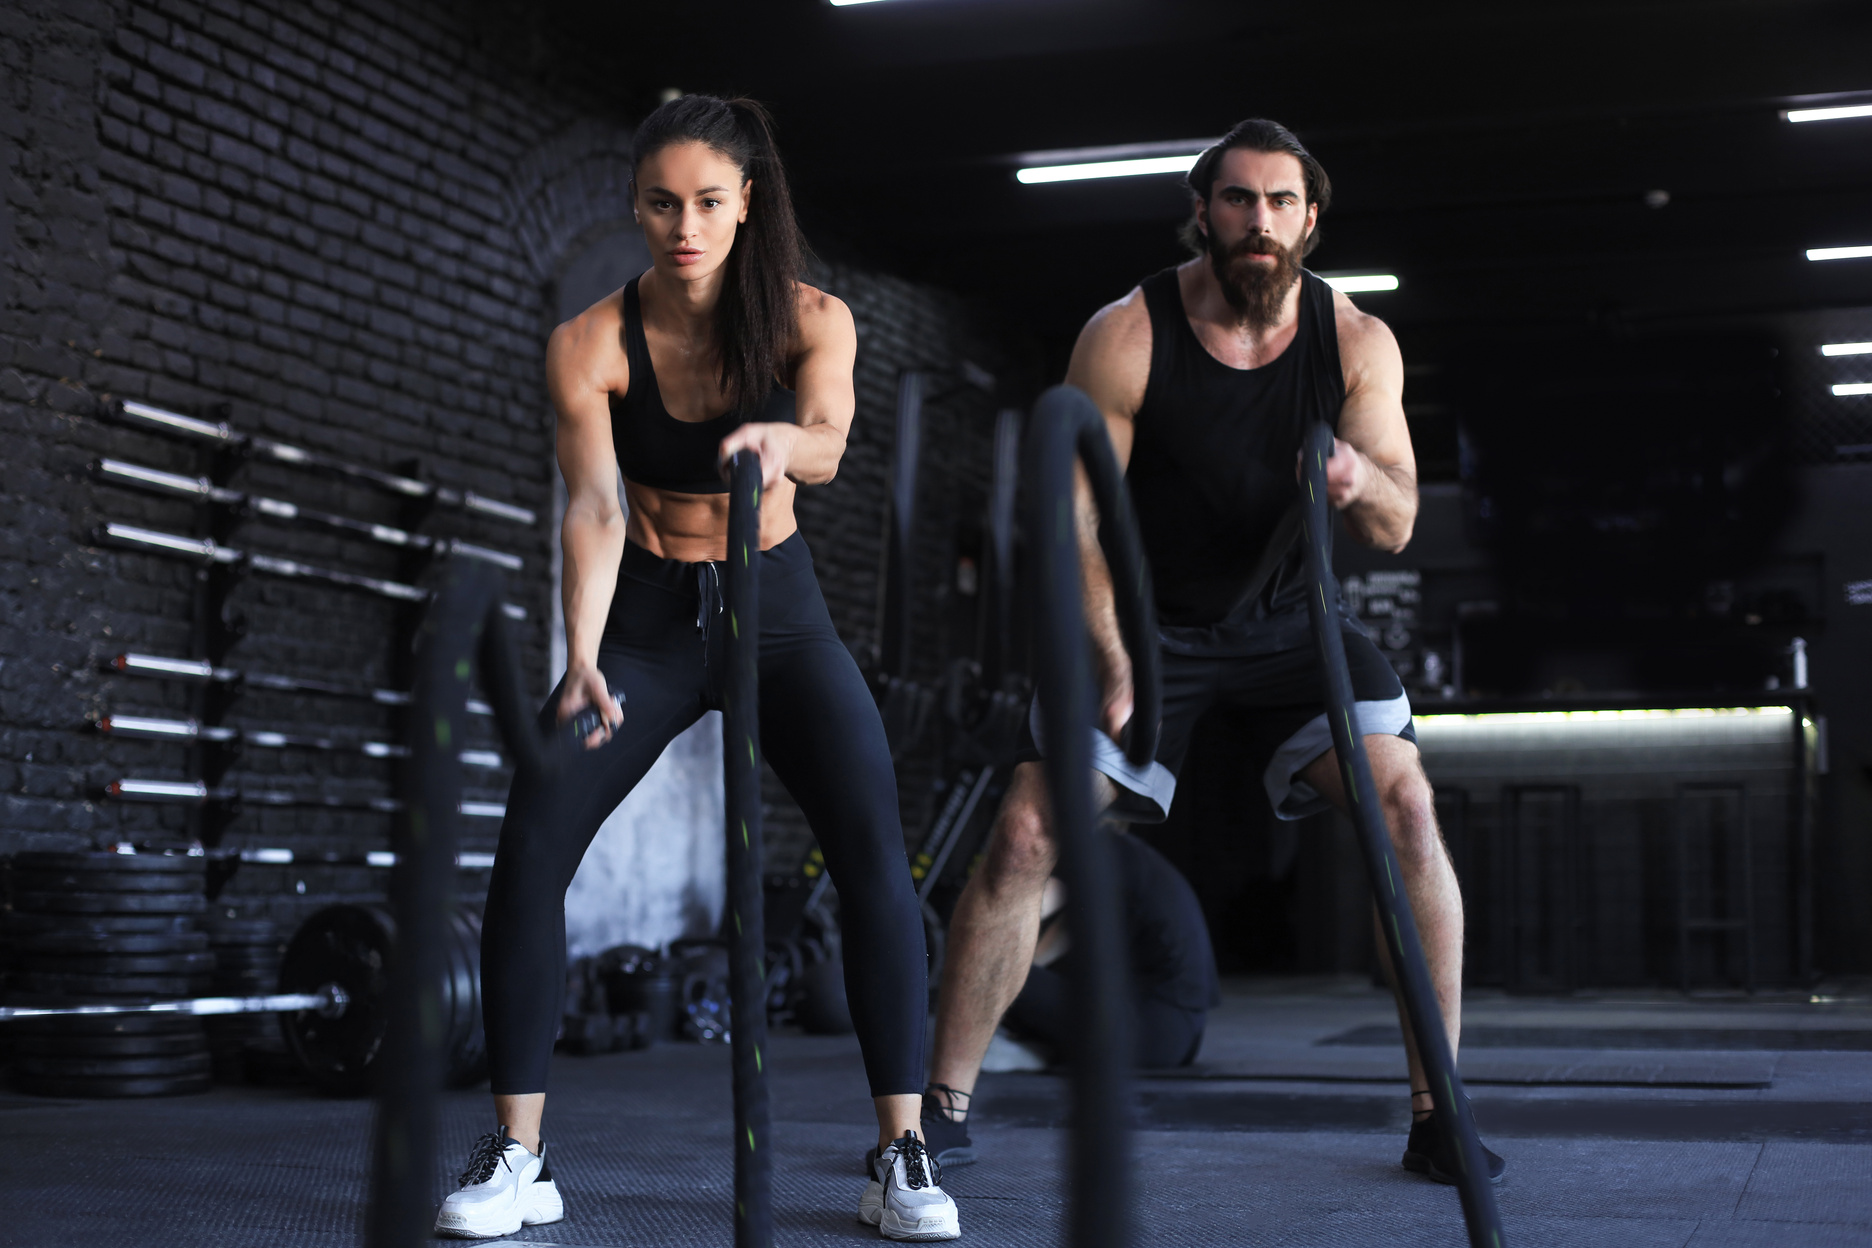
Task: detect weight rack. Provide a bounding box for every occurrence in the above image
[84,395,540,870]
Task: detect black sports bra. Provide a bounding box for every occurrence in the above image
[609,277,798,494]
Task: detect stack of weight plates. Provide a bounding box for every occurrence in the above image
[201,915,285,1082]
[2,850,212,1097]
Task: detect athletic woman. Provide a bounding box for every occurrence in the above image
[434,95,959,1242]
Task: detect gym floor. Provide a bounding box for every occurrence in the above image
[7,978,1870,1248]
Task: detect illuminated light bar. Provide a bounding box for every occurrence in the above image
[460,801,507,819]
[1822,342,1872,356]
[1835,383,1872,396]
[1322,274,1401,294]
[1416,706,1792,729]
[242,847,294,864]
[1807,245,1872,261]
[460,750,504,769]
[1017,153,1202,184]
[1786,103,1872,123]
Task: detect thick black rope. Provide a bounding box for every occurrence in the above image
[369,557,556,1248]
[1299,422,1506,1248]
[723,451,774,1248]
[1022,385,1162,1248]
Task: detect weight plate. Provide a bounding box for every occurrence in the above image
[13,1052,212,1079]
[11,891,207,915]
[12,931,211,956]
[12,870,205,894]
[9,1032,209,1058]
[9,1072,212,1099]
[2,912,198,936]
[17,971,214,996]
[11,851,206,875]
[279,903,394,1096]
[3,1011,203,1038]
[19,951,218,975]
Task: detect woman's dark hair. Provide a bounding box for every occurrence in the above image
[1179,118,1332,257]
[631,94,808,414]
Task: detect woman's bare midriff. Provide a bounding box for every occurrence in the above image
[622,476,800,563]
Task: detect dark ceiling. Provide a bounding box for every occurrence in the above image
[541,0,1872,406]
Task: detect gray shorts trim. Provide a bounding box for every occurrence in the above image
[1026,699,1179,824]
[1265,691,1414,821]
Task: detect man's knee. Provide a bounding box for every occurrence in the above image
[1378,764,1443,872]
[980,777,1057,891]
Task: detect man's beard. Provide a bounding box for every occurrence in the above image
[1208,229,1305,329]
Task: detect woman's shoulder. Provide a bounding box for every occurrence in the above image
[547,286,630,391]
[792,280,854,347]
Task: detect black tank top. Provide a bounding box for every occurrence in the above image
[609,277,798,494]
[1126,267,1346,642]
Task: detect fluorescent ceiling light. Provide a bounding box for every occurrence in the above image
[1822,342,1872,356]
[1017,153,1201,184]
[1786,103,1872,123]
[1834,383,1872,396]
[1322,274,1400,294]
[1807,245,1872,261]
[829,0,898,5]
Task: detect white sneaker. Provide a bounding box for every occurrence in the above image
[433,1129,565,1239]
[858,1132,960,1241]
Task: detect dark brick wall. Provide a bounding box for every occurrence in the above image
[1,0,1037,927]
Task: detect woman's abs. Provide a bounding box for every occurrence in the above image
[621,475,800,562]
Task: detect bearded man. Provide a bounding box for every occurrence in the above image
[918,118,1505,1186]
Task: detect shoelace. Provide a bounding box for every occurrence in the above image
[458,1131,513,1188]
[892,1131,939,1191]
[925,1082,971,1125]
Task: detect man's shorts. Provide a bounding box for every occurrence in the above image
[1017,627,1416,824]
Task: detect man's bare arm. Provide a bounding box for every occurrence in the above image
[1328,293,1417,553]
[1062,289,1151,739]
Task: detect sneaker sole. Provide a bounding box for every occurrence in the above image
[880,1206,960,1241]
[435,1184,564,1237]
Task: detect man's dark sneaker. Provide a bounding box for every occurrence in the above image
[1402,1112,1506,1185]
[861,1088,978,1176]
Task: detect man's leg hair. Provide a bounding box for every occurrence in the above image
[928,761,1115,1113]
[1300,734,1464,1115]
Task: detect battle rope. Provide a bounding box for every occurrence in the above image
[723,450,774,1248]
[1022,385,1162,1248]
[368,556,559,1248]
[1299,421,1507,1248]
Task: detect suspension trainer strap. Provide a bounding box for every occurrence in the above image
[723,451,774,1248]
[1299,421,1507,1248]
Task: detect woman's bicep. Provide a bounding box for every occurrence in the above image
[790,291,857,436]
[548,326,625,516]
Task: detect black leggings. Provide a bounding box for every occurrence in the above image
[483,533,926,1097]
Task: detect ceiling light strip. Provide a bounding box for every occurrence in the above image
[1807,245,1872,262]
[1016,154,1202,184]
[1786,104,1872,123]
[1821,342,1872,356]
[1322,274,1401,294]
